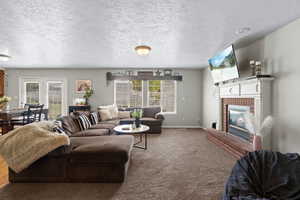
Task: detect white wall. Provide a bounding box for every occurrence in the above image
[201,68,218,128]
[5,68,203,127]
[202,18,300,153]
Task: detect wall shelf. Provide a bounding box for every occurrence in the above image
[106,72,183,82]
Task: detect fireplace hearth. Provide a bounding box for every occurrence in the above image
[228,105,251,142]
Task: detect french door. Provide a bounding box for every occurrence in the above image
[20,78,67,120]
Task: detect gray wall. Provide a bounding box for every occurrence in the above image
[5,68,203,127]
[202,18,300,153]
[201,68,218,128]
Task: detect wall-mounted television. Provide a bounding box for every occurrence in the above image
[208,45,239,84]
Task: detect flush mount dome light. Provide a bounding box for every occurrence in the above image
[0,54,11,61]
[135,45,151,55]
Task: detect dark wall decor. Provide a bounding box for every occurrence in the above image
[106,70,183,84]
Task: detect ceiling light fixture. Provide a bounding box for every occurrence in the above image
[236,27,251,34]
[0,54,11,61]
[135,45,151,55]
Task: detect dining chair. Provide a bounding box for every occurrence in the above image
[11,104,44,126]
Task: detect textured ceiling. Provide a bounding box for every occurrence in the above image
[1,0,300,69]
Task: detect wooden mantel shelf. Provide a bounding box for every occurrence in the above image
[205,128,253,159]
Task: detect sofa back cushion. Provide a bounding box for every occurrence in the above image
[98,104,118,119]
[99,109,113,121]
[77,114,92,130]
[118,111,131,119]
[143,107,161,118]
[59,115,81,136]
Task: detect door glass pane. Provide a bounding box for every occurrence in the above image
[48,82,63,120]
[25,82,40,104]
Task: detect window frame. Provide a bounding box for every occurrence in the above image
[46,80,67,119]
[114,80,144,108]
[20,78,42,106]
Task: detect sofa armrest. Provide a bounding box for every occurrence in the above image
[155,113,165,120]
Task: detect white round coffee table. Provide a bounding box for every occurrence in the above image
[114,124,150,150]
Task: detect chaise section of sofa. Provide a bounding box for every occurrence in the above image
[9,135,134,183]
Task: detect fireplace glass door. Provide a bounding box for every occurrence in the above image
[228,105,251,141]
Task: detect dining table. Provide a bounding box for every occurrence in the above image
[0,108,49,135]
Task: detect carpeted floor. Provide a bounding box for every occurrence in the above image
[0,128,236,200]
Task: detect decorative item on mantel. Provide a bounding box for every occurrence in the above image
[249,60,256,76]
[246,60,273,80]
[255,61,262,75]
[0,96,11,110]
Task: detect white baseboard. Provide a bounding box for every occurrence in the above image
[162,125,203,129]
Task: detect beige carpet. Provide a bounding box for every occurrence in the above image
[0,128,236,200]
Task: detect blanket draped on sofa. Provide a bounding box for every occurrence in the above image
[0,121,70,173]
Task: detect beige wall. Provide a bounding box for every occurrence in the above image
[5,68,203,127]
[202,18,300,153]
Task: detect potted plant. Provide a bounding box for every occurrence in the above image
[0,96,11,110]
[131,109,143,128]
[83,88,94,105]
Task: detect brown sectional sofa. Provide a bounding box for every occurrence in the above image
[9,107,164,183]
[9,114,134,183]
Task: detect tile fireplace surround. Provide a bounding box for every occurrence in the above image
[207,77,274,157]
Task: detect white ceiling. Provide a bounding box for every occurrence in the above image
[1,0,300,69]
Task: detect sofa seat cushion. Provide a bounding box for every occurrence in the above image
[89,123,115,130]
[141,117,162,124]
[71,129,109,137]
[69,135,134,164]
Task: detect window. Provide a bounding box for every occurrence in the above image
[148,80,176,113]
[114,80,176,113]
[114,80,143,108]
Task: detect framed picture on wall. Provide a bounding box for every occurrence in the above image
[76,80,92,93]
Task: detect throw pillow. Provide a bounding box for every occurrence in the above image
[98,104,119,119]
[99,109,112,121]
[53,120,66,134]
[77,114,92,131]
[118,111,131,119]
[90,112,99,125]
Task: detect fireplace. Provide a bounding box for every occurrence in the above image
[206,78,273,158]
[228,105,251,142]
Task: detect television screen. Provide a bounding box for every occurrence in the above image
[208,45,239,83]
